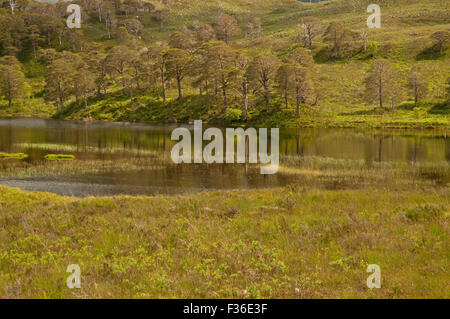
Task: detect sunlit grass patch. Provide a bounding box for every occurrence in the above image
[44,154,76,161]
[0,157,168,179]
[0,153,28,159]
[15,143,159,156]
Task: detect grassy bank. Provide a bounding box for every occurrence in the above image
[0,185,448,298]
[48,91,449,129]
[2,89,448,129]
[0,98,56,120]
[1,0,449,129]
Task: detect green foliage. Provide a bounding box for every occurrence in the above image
[0,0,448,128]
[0,152,28,159]
[44,154,75,161]
[225,108,242,122]
[413,107,427,119]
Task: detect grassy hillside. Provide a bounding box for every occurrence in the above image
[0,0,449,127]
[1,0,449,300]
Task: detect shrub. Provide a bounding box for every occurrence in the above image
[225,108,242,122]
[413,107,427,119]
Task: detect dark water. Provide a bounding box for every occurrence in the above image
[0,118,448,197]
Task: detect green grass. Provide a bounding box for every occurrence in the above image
[44,154,76,161]
[0,153,28,159]
[52,90,449,129]
[0,185,448,298]
[0,0,448,299]
[1,0,449,128]
[0,96,56,119]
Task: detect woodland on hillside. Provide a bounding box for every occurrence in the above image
[0,0,449,124]
[0,1,449,300]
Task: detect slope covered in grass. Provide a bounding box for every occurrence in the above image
[0,0,449,127]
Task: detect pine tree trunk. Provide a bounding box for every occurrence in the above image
[378,78,383,108]
[284,88,289,109]
[160,72,166,102]
[244,92,249,122]
[222,84,227,106]
[177,76,182,99]
[264,82,270,111]
[58,83,64,112]
[308,31,312,49]
[7,78,12,108]
[414,86,418,107]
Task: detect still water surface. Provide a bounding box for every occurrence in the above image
[0,118,448,197]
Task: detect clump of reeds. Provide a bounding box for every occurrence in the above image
[0,153,28,159]
[44,154,76,160]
